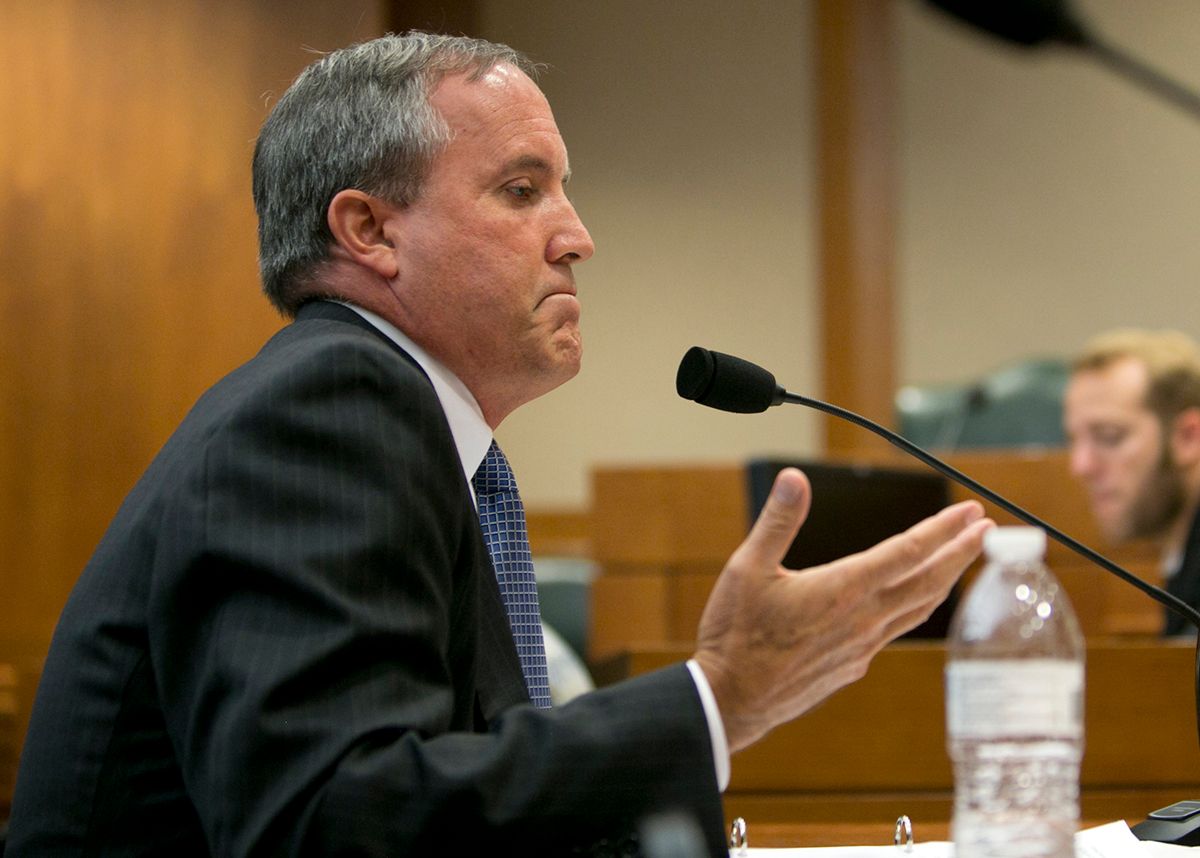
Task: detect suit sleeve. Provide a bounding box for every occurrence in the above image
[147,330,726,856]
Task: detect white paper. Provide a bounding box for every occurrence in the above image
[731,842,952,858]
[730,819,1198,857]
[1075,820,1148,857]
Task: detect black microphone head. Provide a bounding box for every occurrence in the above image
[925,0,1090,48]
[675,346,782,414]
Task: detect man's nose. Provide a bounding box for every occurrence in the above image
[549,200,594,265]
[1068,442,1096,478]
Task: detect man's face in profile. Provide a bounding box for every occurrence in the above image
[383,63,594,424]
[1064,356,1184,542]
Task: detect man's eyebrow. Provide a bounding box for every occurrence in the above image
[503,154,572,184]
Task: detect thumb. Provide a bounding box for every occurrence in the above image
[738,467,811,569]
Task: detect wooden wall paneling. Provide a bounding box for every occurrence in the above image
[589,569,672,658]
[0,663,17,815]
[672,571,720,642]
[0,0,386,753]
[588,465,747,657]
[591,464,748,566]
[815,0,898,456]
[526,508,592,557]
[386,0,481,36]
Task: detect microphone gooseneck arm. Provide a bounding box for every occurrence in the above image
[1080,35,1200,123]
[782,388,1200,631]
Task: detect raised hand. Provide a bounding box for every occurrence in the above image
[693,467,991,753]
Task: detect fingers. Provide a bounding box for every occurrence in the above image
[905,499,987,554]
[696,490,992,754]
[924,512,992,579]
[840,501,988,628]
[845,500,986,584]
[879,515,992,639]
[735,467,811,570]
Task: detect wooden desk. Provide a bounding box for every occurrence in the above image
[744,820,950,848]
[726,819,1128,848]
[596,640,1200,832]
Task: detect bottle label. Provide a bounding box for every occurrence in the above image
[945,659,1083,739]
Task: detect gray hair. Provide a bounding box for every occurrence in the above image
[252,32,534,315]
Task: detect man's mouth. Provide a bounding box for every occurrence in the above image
[538,287,579,310]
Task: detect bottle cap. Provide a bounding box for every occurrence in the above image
[983,526,1047,563]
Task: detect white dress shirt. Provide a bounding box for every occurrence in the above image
[338,302,730,791]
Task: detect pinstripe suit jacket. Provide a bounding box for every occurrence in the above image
[7,301,726,856]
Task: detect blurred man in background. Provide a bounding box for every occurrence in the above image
[1064,329,1200,635]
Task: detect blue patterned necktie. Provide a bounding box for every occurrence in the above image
[472,441,552,709]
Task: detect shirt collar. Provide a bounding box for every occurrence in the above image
[1164,546,1184,580]
[335,302,493,489]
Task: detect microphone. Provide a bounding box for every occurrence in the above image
[676,345,1200,630]
[678,345,1200,844]
[923,0,1200,123]
[674,345,784,414]
[924,0,1090,49]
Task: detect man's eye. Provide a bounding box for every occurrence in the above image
[1094,428,1128,448]
[507,184,536,200]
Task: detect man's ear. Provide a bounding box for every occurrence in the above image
[326,190,400,280]
[1169,406,1200,467]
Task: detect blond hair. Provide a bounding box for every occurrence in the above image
[1074,329,1200,425]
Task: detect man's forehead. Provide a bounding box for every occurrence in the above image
[431,62,546,124]
[1070,359,1153,416]
[429,64,569,182]
[477,61,531,91]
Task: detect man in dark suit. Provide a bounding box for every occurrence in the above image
[1064,329,1200,636]
[7,33,990,855]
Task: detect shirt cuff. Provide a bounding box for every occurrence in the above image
[685,658,730,792]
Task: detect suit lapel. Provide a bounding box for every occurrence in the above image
[295,300,532,719]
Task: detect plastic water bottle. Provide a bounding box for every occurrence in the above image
[946,527,1085,858]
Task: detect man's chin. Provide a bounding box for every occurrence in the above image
[551,352,581,387]
[550,327,582,374]
[1099,525,1130,545]
[1097,517,1165,545]
[525,346,580,401]
[1093,512,1131,544]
